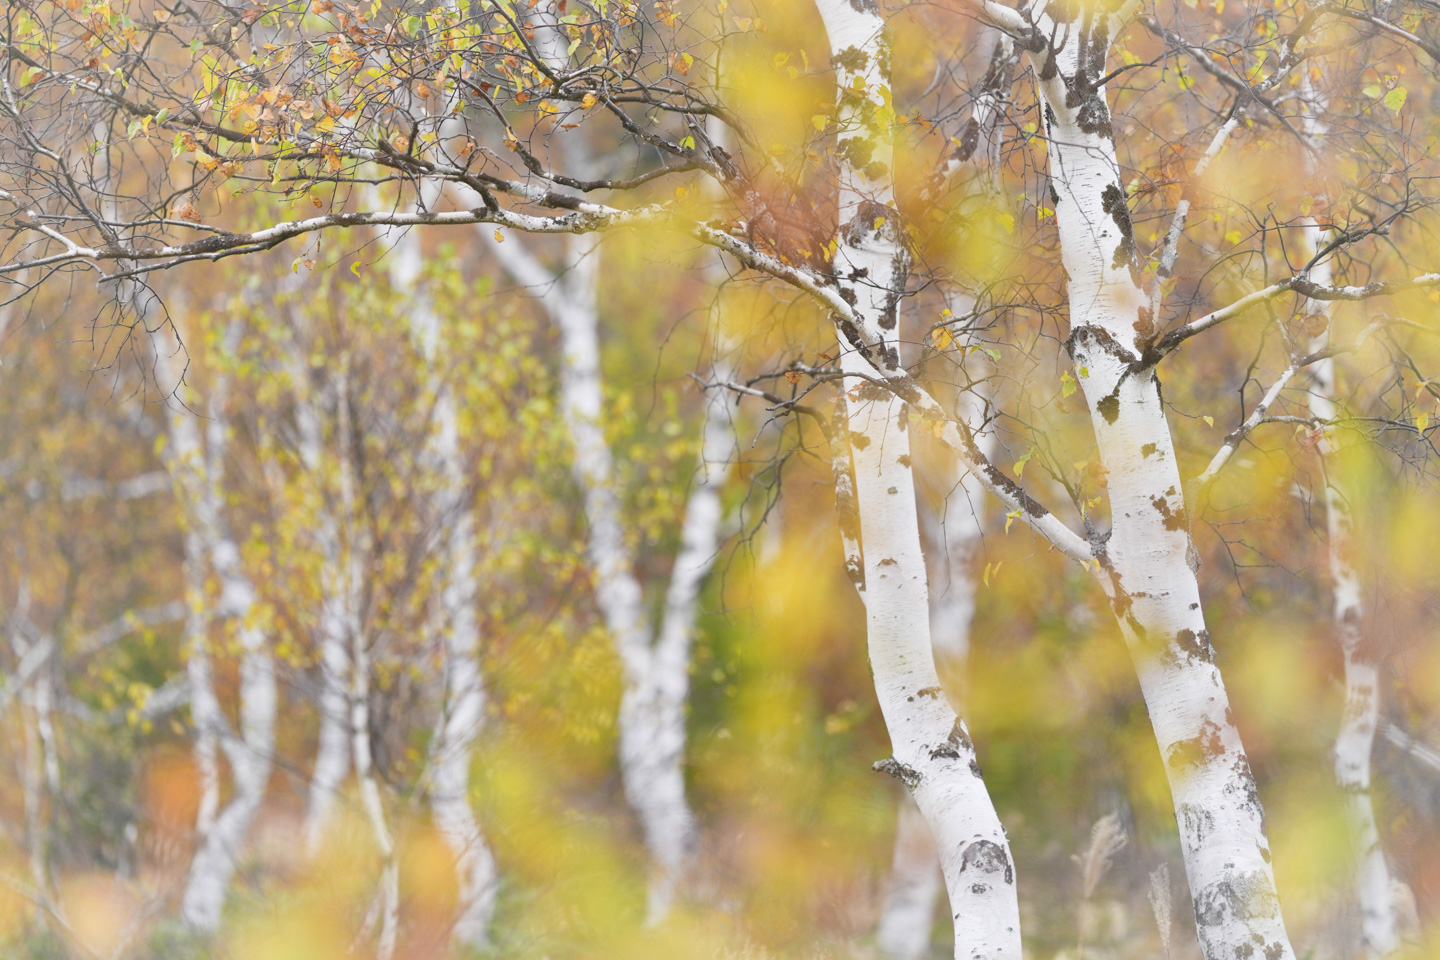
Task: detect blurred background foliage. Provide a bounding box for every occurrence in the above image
[2,0,1440,958]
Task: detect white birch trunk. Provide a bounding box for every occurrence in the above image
[1298,74,1397,959]
[1016,6,1296,957]
[184,528,223,841]
[297,393,354,857]
[154,323,278,933]
[877,384,994,960]
[554,231,698,923]
[385,199,499,949]
[9,593,52,906]
[348,566,399,960]
[477,15,732,916]
[325,362,400,960]
[814,2,1021,957]
[486,215,732,922]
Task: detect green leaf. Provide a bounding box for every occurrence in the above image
[1384,87,1407,112]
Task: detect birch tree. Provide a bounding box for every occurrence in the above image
[152,319,277,933]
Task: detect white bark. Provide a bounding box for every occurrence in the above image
[1017,6,1295,958]
[9,588,52,905]
[153,321,278,933]
[1298,73,1397,959]
[384,192,499,949]
[814,2,1021,957]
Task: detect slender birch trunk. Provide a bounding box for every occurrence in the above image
[814,2,1021,957]
[1298,73,1397,959]
[297,390,354,856]
[385,195,499,949]
[153,321,278,932]
[876,391,994,960]
[184,528,223,842]
[1008,5,1296,957]
[485,207,734,923]
[555,231,699,923]
[8,588,53,908]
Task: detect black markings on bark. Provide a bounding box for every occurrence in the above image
[1100,183,1137,270]
[1227,754,1266,829]
[1178,802,1215,852]
[897,454,911,467]
[1134,305,1155,340]
[959,839,1014,884]
[1141,443,1157,457]
[1097,394,1119,424]
[916,686,942,699]
[849,430,871,450]
[1150,493,1188,531]
[873,757,921,788]
[832,46,869,73]
[1194,871,1280,927]
[1166,719,1225,772]
[1173,628,1214,665]
[1067,323,1139,366]
[953,117,981,161]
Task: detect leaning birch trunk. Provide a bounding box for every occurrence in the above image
[877,35,1011,949]
[384,186,499,949]
[154,321,278,932]
[1013,4,1296,957]
[876,386,994,960]
[814,2,1021,957]
[1297,73,1397,959]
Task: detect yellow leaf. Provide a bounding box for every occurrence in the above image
[1418,413,1430,434]
[811,115,828,132]
[581,92,597,109]
[493,229,504,243]
[315,115,336,133]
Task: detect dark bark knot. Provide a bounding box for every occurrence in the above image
[930,718,978,776]
[960,839,1014,884]
[873,757,921,788]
